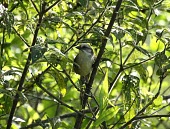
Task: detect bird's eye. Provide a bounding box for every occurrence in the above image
[82,46,87,49]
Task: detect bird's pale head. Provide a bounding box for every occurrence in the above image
[73,43,94,77]
[76,43,94,57]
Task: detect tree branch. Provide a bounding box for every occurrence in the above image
[20,107,97,129]
[35,76,93,120]
[73,0,123,128]
[6,2,45,129]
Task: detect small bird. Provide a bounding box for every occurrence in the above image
[73,43,95,83]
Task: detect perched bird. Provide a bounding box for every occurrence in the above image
[73,43,95,83]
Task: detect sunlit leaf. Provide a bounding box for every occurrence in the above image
[94,106,119,127]
[124,105,135,122]
[50,69,66,97]
[153,95,163,106]
[13,116,25,122]
[126,42,150,57]
[1,0,170,128]
[98,69,108,109]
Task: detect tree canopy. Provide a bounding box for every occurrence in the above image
[1,0,170,129]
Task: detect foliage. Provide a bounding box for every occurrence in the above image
[1,0,170,128]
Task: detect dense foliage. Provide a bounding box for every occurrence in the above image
[1,0,170,129]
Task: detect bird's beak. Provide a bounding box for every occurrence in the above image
[76,46,81,50]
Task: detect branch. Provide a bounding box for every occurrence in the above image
[150,104,170,115]
[163,95,170,100]
[0,29,5,69]
[84,0,123,110]
[12,27,30,47]
[6,2,46,129]
[20,107,97,129]
[108,43,142,92]
[109,36,152,92]
[30,0,39,14]
[45,0,61,13]
[123,55,155,70]
[35,77,92,120]
[73,0,123,128]
[135,114,170,120]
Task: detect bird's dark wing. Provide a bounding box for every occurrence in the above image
[73,56,80,74]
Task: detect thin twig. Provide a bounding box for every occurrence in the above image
[0,29,5,68]
[135,114,170,120]
[30,0,39,14]
[20,107,97,129]
[45,0,61,13]
[13,27,30,47]
[63,70,80,91]
[123,55,155,70]
[35,77,93,120]
[150,104,170,115]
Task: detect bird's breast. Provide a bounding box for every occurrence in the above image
[74,52,93,76]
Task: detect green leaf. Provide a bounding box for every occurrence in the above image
[134,64,148,82]
[155,52,168,67]
[78,0,88,7]
[125,63,148,82]
[93,27,105,36]
[98,69,108,109]
[18,0,29,19]
[127,42,150,57]
[2,11,14,36]
[124,105,136,122]
[112,29,125,39]
[153,95,163,106]
[156,68,166,75]
[43,47,68,69]
[31,44,47,64]
[50,69,66,97]
[93,106,119,127]
[122,75,140,109]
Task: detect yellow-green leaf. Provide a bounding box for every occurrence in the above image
[50,69,67,96]
[98,69,109,109]
[153,95,163,106]
[94,106,119,127]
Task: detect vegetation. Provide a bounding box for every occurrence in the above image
[1,0,170,128]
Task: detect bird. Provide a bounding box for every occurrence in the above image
[73,43,95,84]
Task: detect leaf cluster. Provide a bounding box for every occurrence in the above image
[1,0,170,129]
